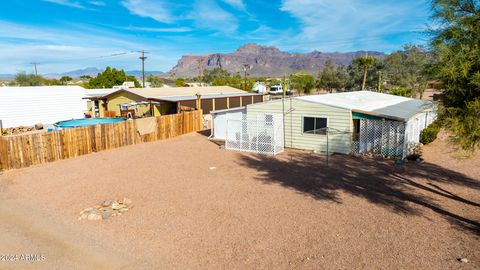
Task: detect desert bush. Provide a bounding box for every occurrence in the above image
[390,88,412,97]
[420,121,440,144]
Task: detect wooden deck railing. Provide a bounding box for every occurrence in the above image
[0,110,203,171]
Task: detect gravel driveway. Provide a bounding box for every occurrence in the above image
[0,131,478,269]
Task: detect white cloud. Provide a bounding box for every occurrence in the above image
[191,0,238,33]
[121,26,192,33]
[121,0,175,23]
[279,0,428,51]
[42,0,84,9]
[88,1,106,6]
[121,0,238,34]
[0,21,180,74]
[222,0,245,10]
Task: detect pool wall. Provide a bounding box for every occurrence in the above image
[54,118,126,129]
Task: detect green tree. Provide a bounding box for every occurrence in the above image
[347,58,381,90]
[430,0,480,151]
[383,45,430,97]
[146,75,164,87]
[86,67,140,89]
[290,72,315,95]
[316,60,337,93]
[390,88,413,97]
[59,76,72,85]
[353,56,377,90]
[334,66,350,92]
[175,78,186,87]
[203,68,230,84]
[13,72,44,86]
[43,78,61,85]
[211,73,254,91]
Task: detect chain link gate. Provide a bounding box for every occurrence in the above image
[352,119,406,158]
[225,113,284,155]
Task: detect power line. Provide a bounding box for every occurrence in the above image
[32,51,136,65]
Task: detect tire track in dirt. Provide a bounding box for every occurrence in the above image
[0,196,144,270]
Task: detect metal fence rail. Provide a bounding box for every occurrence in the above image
[225,113,284,155]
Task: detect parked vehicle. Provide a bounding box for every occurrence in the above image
[269,84,291,95]
[269,84,283,95]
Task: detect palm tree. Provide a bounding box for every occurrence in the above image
[355,56,377,90]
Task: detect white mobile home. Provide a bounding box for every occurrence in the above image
[217,91,436,157]
[0,86,87,128]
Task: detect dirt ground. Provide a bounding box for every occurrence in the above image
[0,130,478,269]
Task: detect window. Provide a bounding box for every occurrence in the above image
[303,117,327,135]
[265,114,274,126]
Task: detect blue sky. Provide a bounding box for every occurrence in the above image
[0,0,431,74]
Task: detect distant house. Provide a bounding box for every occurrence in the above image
[84,86,263,118]
[113,81,136,90]
[0,86,87,128]
[213,91,437,157]
[252,82,267,94]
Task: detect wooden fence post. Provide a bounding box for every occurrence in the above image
[0,111,201,172]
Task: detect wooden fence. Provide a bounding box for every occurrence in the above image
[0,110,203,171]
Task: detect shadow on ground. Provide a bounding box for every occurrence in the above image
[238,151,480,235]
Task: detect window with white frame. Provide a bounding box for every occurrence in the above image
[265,114,274,126]
[303,116,327,135]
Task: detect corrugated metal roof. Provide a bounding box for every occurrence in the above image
[372,99,434,120]
[210,106,246,114]
[84,88,116,98]
[158,92,258,102]
[296,91,434,121]
[98,86,248,100]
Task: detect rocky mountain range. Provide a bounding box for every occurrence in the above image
[44,68,164,80]
[169,43,386,77]
[0,44,385,80]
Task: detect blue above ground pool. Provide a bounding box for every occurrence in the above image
[54,118,126,129]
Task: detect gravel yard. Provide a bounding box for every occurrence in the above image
[0,131,478,269]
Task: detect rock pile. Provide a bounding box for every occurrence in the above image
[2,126,34,136]
[79,198,132,221]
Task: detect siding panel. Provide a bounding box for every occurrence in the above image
[247,99,352,154]
[0,86,87,128]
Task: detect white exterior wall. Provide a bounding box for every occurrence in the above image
[0,86,87,128]
[405,109,437,144]
[247,99,353,154]
[212,108,246,140]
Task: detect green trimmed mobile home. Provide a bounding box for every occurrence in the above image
[242,91,436,156]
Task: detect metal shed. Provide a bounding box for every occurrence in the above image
[210,107,246,140]
[0,86,87,128]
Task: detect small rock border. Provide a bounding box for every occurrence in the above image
[79,198,132,221]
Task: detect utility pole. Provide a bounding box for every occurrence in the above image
[30,62,39,76]
[139,50,148,88]
[243,64,250,91]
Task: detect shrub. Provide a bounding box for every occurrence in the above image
[420,121,441,144]
[390,88,412,97]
